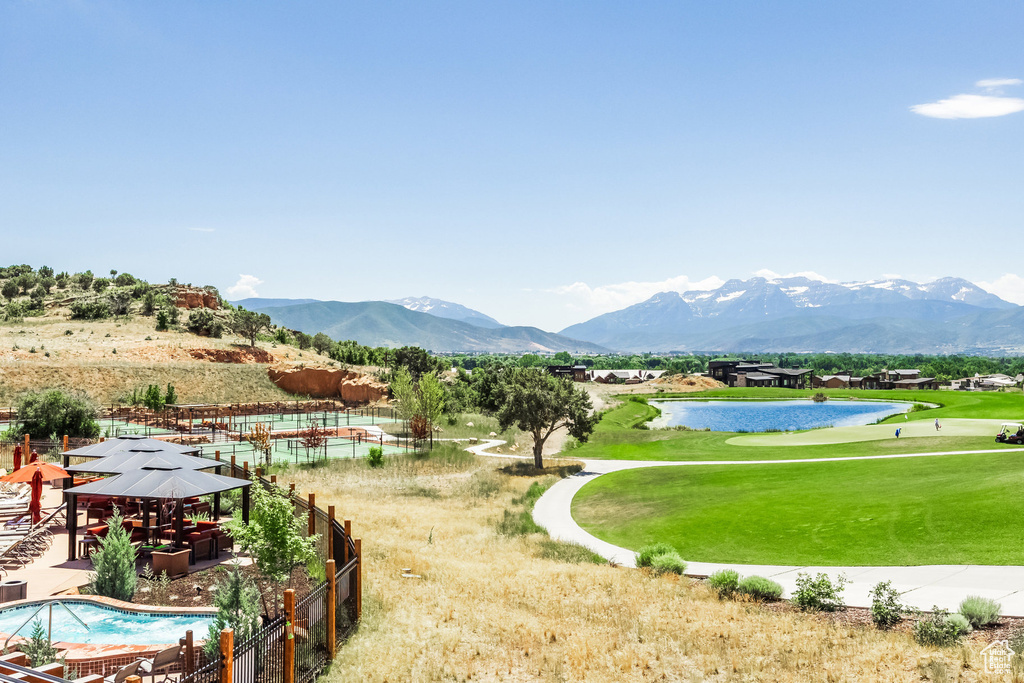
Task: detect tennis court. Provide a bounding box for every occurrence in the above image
[221,410,396,434]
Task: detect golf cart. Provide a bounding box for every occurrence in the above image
[996,423,1024,445]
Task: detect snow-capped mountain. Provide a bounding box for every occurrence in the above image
[560,276,1021,353]
[387,296,503,328]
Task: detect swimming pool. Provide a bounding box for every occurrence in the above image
[0,601,213,646]
[649,399,909,432]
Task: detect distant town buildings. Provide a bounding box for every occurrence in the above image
[708,360,812,389]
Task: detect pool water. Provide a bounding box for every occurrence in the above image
[0,601,213,645]
[650,399,909,433]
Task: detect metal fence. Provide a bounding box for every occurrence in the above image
[179,652,222,683]
[232,616,287,683]
[294,583,330,683]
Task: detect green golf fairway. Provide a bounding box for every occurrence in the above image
[574,390,1023,461]
[572,451,1024,566]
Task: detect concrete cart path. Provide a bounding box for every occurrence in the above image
[465,440,1024,615]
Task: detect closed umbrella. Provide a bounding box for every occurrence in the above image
[29,469,43,524]
[12,445,21,472]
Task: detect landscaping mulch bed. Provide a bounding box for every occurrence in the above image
[758,599,1024,643]
[133,562,318,608]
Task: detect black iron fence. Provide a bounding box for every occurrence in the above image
[179,652,222,683]
[232,616,287,683]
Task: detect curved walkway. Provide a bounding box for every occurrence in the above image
[519,447,1024,615]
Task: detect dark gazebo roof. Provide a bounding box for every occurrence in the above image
[64,449,219,476]
[64,467,249,500]
[65,435,200,458]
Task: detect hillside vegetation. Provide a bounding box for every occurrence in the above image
[0,265,337,405]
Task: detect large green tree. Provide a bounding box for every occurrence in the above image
[496,368,597,468]
[16,389,100,439]
[229,308,272,347]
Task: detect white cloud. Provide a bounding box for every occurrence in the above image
[912,92,1024,119]
[226,274,263,299]
[550,274,724,316]
[976,78,1022,90]
[977,274,1024,305]
[188,227,215,233]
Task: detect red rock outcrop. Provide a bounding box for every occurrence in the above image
[189,347,275,363]
[174,288,220,310]
[268,368,387,404]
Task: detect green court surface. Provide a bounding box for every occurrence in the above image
[224,412,396,432]
[572,450,1024,566]
[99,420,176,437]
[198,437,408,463]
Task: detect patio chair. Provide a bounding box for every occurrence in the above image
[136,645,182,683]
[103,659,142,683]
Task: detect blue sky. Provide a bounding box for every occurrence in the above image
[2,1,1022,330]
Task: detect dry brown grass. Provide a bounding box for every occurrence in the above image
[0,312,340,405]
[276,447,1005,682]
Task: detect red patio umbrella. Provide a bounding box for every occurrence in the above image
[29,469,42,524]
[0,461,69,483]
[1,462,68,525]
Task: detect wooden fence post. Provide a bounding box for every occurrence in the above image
[327,505,335,559]
[184,630,194,675]
[354,538,362,619]
[284,589,296,683]
[308,494,316,537]
[24,434,29,455]
[62,435,68,452]
[343,520,351,564]
[271,475,277,484]
[326,559,336,659]
[219,628,233,683]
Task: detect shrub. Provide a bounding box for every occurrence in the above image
[88,510,138,601]
[142,384,164,411]
[165,383,178,405]
[738,575,783,601]
[913,607,970,647]
[792,572,848,612]
[186,309,224,338]
[20,619,59,666]
[707,569,740,598]
[204,564,261,657]
[69,298,110,320]
[274,328,291,345]
[868,580,905,628]
[635,543,676,568]
[16,388,99,439]
[155,309,171,331]
[1,281,19,300]
[366,446,384,468]
[958,595,1001,628]
[650,552,686,576]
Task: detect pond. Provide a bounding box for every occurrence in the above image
[649,399,909,433]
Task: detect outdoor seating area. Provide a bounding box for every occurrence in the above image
[62,438,251,574]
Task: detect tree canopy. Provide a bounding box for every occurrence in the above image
[230,308,272,347]
[496,368,597,468]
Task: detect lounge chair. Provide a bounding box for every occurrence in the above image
[136,646,182,683]
[103,660,142,683]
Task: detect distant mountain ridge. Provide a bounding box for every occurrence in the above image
[247,300,607,354]
[560,276,1024,354]
[386,296,503,328]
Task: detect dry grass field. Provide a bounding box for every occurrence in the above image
[280,446,1008,683]
[0,313,337,405]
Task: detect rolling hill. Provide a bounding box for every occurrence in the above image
[254,300,608,353]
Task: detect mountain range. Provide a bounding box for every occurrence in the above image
[234,277,1024,355]
[559,276,1024,354]
[235,297,606,354]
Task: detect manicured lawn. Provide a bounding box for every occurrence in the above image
[572,451,1024,565]
[574,400,1007,462]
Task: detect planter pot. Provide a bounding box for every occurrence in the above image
[152,548,190,579]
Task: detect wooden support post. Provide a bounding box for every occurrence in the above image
[24,434,29,455]
[284,589,296,683]
[63,435,68,452]
[343,519,351,564]
[184,630,194,675]
[327,505,335,559]
[243,461,249,475]
[308,493,316,537]
[219,628,233,683]
[326,559,337,658]
[255,466,262,478]
[271,475,277,484]
[354,538,362,619]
